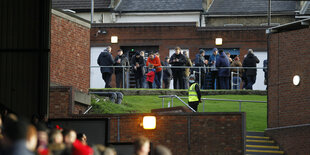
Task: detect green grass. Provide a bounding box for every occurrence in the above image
[90,95,267,131]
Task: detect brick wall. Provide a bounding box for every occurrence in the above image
[268,22,310,154]
[266,126,310,155]
[49,86,88,118]
[91,24,267,62]
[109,113,245,155]
[51,10,90,93]
[49,87,72,118]
[268,26,310,128]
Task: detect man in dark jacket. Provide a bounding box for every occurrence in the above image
[97,46,114,88]
[242,49,260,90]
[169,46,186,89]
[131,51,145,88]
[114,49,129,88]
[163,56,172,89]
[208,48,220,89]
[216,50,230,89]
[194,49,208,89]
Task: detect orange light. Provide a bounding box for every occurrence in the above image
[143,116,156,129]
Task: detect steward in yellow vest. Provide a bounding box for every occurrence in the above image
[188,75,201,111]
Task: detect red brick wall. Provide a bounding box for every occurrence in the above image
[266,126,310,155]
[109,113,245,155]
[268,25,310,154]
[51,13,90,93]
[49,87,72,118]
[268,26,310,128]
[49,86,88,118]
[91,24,267,61]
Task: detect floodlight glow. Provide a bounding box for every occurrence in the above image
[215,38,222,45]
[111,36,118,43]
[293,75,300,86]
[143,116,156,129]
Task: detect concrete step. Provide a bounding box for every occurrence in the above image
[247,132,265,137]
[246,149,284,154]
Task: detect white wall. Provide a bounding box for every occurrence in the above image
[90,47,108,88]
[253,51,267,90]
[115,12,201,24]
[75,12,203,26]
[75,12,113,23]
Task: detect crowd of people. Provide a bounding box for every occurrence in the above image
[0,111,172,155]
[97,46,263,90]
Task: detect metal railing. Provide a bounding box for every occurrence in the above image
[159,95,266,112]
[158,95,196,112]
[91,65,267,90]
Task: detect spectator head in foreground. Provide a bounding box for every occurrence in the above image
[134,136,150,155]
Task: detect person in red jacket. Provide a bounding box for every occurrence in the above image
[146,64,156,89]
[146,52,162,88]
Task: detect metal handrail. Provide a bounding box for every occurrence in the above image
[91,65,267,89]
[158,95,196,112]
[159,95,266,112]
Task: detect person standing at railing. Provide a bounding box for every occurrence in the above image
[131,51,145,88]
[188,75,201,111]
[97,46,114,88]
[208,48,219,90]
[140,51,147,88]
[146,52,162,89]
[231,56,243,89]
[146,64,156,89]
[114,49,129,88]
[183,51,192,89]
[169,46,186,89]
[216,50,230,89]
[194,49,208,89]
[163,56,172,89]
[242,49,260,90]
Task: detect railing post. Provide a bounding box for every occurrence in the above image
[203,100,205,112]
[171,96,174,107]
[237,67,240,90]
[239,101,242,112]
[126,67,129,88]
[199,67,201,88]
[122,66,125,89]
[162,98,164,108]
[161,68,163,89]
[231,71,234,90]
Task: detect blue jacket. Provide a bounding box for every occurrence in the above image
[208,54,219,71]
[216,52,230,77]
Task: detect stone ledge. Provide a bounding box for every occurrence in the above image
[89,89,267,96]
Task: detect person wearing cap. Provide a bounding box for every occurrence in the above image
[208,48,220,89]
[188,75,201,111]
[242,49,260,90]
[97,46,114,88]
[163,56,172,89]
[130,51,145,88]
[194,49,208,89]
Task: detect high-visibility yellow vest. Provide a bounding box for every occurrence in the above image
[188,83,199,102]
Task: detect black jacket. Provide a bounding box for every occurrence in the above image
[97,50,114,73]
[130,55,145,77]
[169,53,186,72]
[243,53,260,76]
[114,54,129,74]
